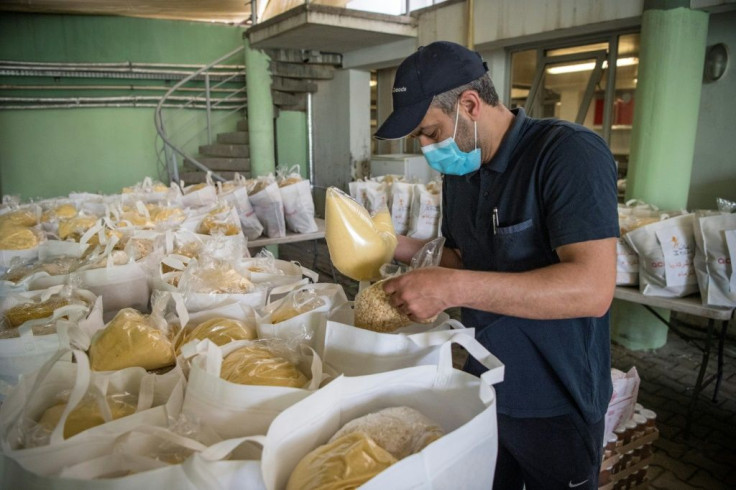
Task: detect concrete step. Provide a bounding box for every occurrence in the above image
[236,119,249,131]
[270,61,334,80]
[190,157,250,172]
[199,143,250,158]
[273,91,305,109]
[217,131,249,145]
[272,76,318,93]
[180,170,250,184]
[186,157,250,172]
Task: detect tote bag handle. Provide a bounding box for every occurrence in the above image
[436,334,504,405]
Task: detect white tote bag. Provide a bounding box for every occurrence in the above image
[0,286,103,392]
[249,180,286,239]
[624,213,698,297]
[256,283,349,350]
[260,333,504,490]
[180,339,324,439]
[0,349,185,478]
[407,182,441,240]
[319,303,473,376]
[7,428,265,490]
[389,181,414,235]
[219,175,264,241]
[693,212,736,307]
[180,173,218,209]
[279,177,318,234]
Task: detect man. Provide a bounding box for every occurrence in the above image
[374,41,618,490]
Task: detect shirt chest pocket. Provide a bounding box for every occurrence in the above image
[493,218,549,272]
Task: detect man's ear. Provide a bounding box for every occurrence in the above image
[459,90,482,120]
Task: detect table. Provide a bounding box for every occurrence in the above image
[247,218,332,279]
[613,286,734,437]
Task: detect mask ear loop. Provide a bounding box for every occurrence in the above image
[474,120,478,150]
[452,103,461,140]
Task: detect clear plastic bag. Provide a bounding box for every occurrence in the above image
[88,294,175,371]
[325,186,397,281]
[269,288,326,325]
[21,390,138,448]
[219,338,310,388]
[353,237,445,332]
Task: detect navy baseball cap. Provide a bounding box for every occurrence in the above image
[374,41,488,140]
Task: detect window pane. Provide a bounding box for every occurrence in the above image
[510,49,536,109]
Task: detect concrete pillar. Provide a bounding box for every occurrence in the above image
[276,110,308,178]
[244,38,276,177]
[625,1,709,208]
[613,0,709,350]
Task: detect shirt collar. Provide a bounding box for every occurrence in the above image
[481,107,526,175]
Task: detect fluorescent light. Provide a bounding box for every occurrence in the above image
[547,57,638,74]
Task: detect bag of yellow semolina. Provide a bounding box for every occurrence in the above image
[0,208,39,228]
[324,186,397,282]
[286,432,397,490]
[219,342,308,388]
[175,316,257,354]
[89,308,175,371]
[0,226,42,250]
[30,392,137,444]
[287,406,444,490]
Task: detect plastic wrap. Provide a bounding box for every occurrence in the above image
[57,215,99,240]
[23,391,138,446]
[3,296,72,328]
[178,257,255,294]
[175,316,257,353]
[328,406,444,460]
[0,207,40,228]
[269,289,326,324]
[286,431,397,490]
[41,203,77,223]
[219,340,309,388]
[88,307,175,371]
[2,255,83,283]
[197,203,242,236]
[0,226,43,250]
[325,186,397,281]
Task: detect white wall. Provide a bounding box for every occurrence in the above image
[689,9,736,208]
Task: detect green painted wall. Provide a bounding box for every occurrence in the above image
[0,13,245,200]
[276,110,308,179]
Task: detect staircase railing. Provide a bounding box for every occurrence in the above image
[154,45,246,184]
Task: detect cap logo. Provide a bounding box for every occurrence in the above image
[392,87,407,93]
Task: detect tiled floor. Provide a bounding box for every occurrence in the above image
[277,239,736,489]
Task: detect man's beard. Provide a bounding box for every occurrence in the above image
[454,114,476,153]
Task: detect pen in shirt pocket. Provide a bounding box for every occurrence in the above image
[492,207,499,235]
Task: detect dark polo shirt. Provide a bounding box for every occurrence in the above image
[442,108,618,423]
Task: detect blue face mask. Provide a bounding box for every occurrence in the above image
[421,107,481,176]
